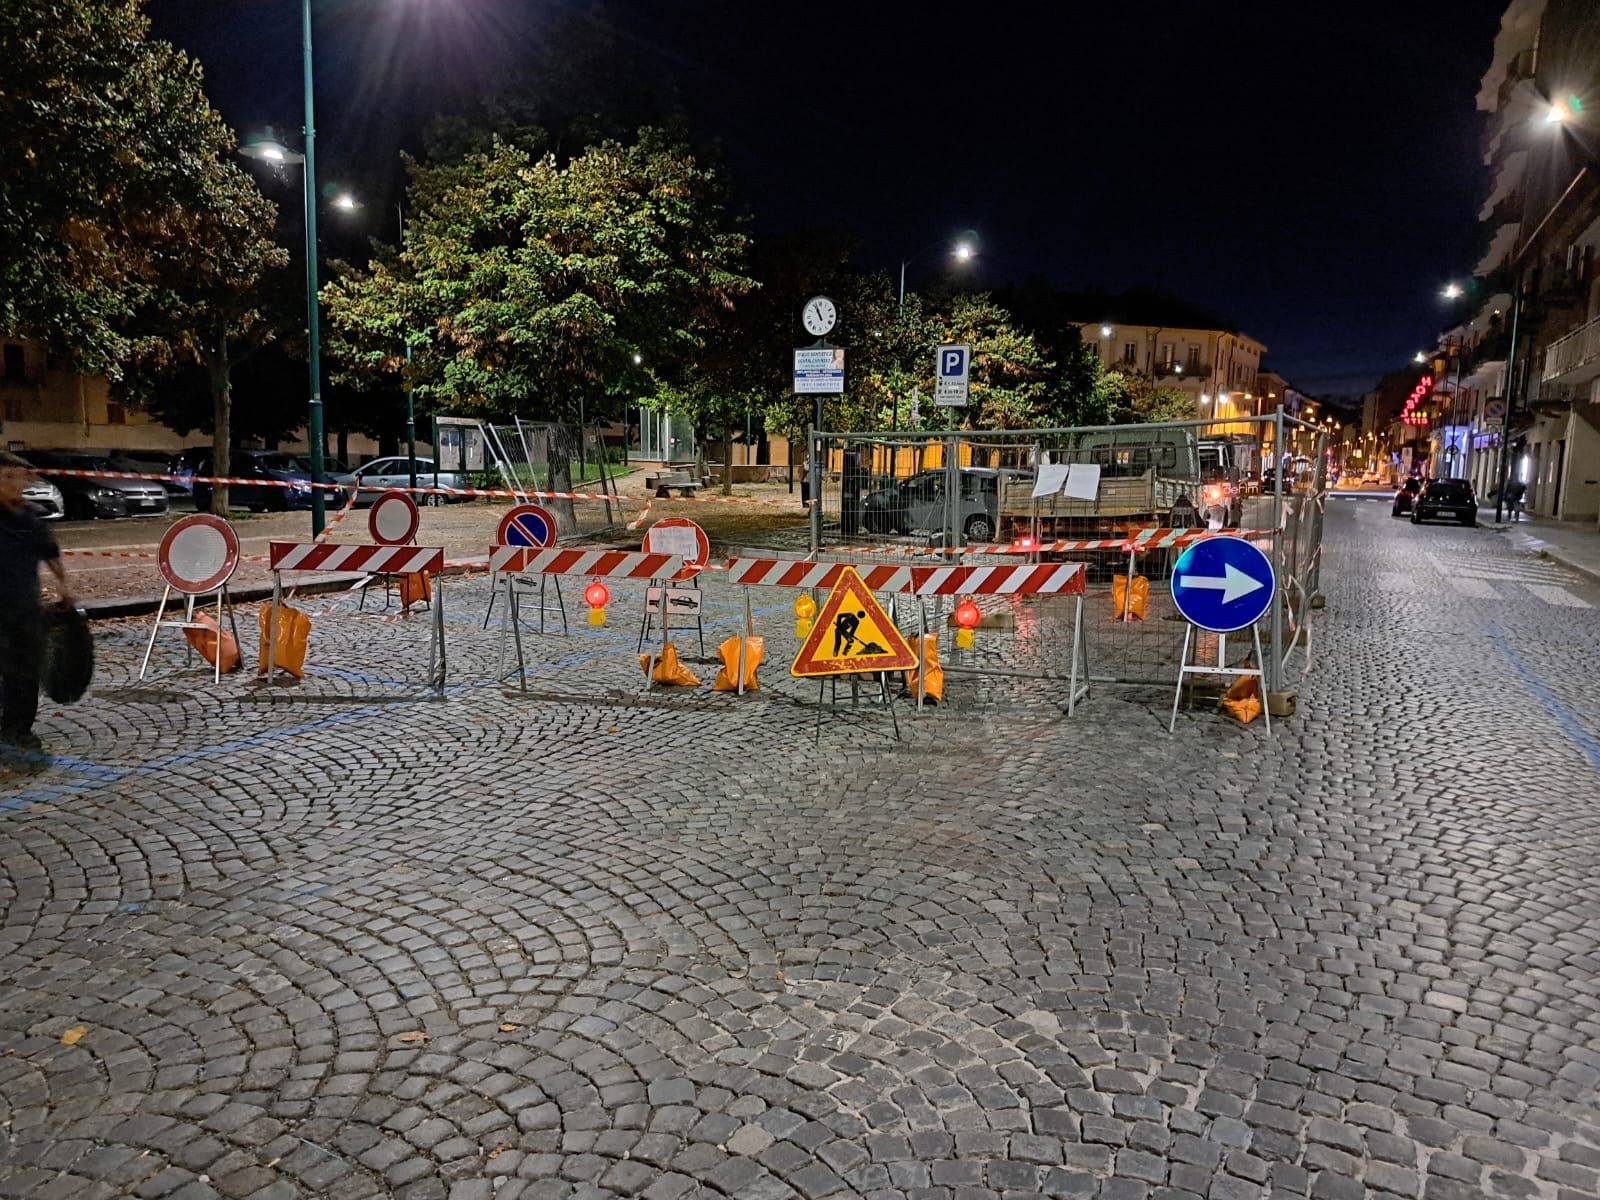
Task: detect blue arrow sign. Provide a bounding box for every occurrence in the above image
[1170,537,1275,633]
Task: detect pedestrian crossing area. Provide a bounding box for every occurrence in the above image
[1376,552,1598,608]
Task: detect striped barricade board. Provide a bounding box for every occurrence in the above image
[489,547,683,579]
[269,542,445,575]
[726,558,1085,597]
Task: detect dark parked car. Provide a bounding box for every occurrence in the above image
[1391,477,1422,517]
[1412,477,1478,526]
[24,450,169,519]
[191,451,320,512]
[862,467,1027,543]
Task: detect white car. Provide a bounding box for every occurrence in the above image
[0,449,65,519]
[333,456,472,507]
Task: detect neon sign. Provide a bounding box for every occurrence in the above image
[1403,375,1433,426]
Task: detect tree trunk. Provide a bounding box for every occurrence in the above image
[337,427,350,464]
[208,336,231,515]
[722,424,734,496]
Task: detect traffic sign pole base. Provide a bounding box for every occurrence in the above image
[1168,623,1271,737]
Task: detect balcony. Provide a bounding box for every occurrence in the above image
[1153,361,1209,381]
[1541,313,1600,385]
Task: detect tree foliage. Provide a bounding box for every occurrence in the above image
[322,129,756,436]
[0,0,277,377]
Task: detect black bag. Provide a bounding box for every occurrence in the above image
[42,602,94,703]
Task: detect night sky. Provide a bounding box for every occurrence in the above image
[148,0,1510,397]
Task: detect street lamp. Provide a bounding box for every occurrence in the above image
[892,230,978,428]
[236,0,328,534]
[1441,281,1464,300]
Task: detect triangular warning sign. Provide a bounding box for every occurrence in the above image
[792,566,918,677]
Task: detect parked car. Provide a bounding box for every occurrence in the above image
[191,451,319,512]
[0,450,65,519]
[107,450,187,499]
[24,450,169,519]
[1392,477,1422,516]
[331,456,471,507]
[171,446,212,497]
[861,467,1025,543]
[1411,477,1478,526]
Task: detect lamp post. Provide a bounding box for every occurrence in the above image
[892,231,977,429]
[298,0,327,535]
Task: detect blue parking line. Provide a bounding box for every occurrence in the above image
[1489,622,1600,774]
[2,599,797,812]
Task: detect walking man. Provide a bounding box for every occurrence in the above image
[1505,478,1527,522]
[1,461,73,750]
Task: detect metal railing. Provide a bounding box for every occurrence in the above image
[1541,312,1600,382]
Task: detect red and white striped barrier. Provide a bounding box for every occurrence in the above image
[726,558,1085,597]
[269,542,445,574]
[826,527,1278,557]
[489,546,683,579]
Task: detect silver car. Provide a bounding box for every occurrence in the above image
[0,450,65,519]
[334,456,471,507]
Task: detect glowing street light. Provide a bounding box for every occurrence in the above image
[1441,281,1463,300]
[1415,352,1428,364]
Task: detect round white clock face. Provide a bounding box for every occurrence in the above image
[802,296,837,337]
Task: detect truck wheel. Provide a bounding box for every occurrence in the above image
[963,514,995,543]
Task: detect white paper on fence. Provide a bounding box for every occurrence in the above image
[647,525,702,563]
[1063,463,1102,500]
[1031,464,1070,499]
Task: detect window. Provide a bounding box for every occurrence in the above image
[3,397,21,422]
[2,345,23,382]
[1187,345,1201,369]
[1122,343,1137,364]
[1160,343,1174,367]
[106,402,126,425]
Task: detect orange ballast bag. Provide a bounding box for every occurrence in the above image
[184,612,241,673]
[257,603,311,678]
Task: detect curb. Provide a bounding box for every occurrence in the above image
[1491,524,1600,587]
[81,560,491,621]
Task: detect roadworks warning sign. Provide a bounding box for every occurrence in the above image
[791,566,917,677]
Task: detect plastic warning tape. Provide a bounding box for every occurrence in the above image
[270,542,445,574]
[726,558,1085,597]
[489,546,683,579]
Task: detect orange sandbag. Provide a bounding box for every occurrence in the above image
[639,641,699,687]
[398,571,432,610]
[712,635,764,692]
[1111,574,1149,620]
[257,602,312,678]
[184,612,241,673]
[1221,669,1263,724]
[902,633,943,703]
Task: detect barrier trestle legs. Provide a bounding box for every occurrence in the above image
[1168,623,1270,736]
[139,585,239,684]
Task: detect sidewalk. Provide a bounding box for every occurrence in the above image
[1487,510,1600,583]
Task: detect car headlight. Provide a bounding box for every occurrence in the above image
[94,487,120,500]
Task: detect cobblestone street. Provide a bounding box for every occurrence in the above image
[3,497,1600,1200]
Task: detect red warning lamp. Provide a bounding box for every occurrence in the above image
[953,598,980,649]
[584,579,610,627]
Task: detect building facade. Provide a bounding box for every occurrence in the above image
[1077,320,1267,422]
[1474,0,1600,523]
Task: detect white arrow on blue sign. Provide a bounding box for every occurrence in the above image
[1170,537,1276,633]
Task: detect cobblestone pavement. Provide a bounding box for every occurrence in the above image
[3,498,1600,1200]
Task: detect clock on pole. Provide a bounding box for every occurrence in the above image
[802,296,837,337]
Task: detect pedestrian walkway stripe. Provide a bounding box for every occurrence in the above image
[1490,623,1600,775]
[1448,576,1498,599]
[1522,582,1593,609]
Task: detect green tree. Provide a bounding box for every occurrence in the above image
[1,0,261,375]
[908,294,1053,431]
[323,129,755,508]
[1103,367,1199,424]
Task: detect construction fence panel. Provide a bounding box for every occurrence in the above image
[488,419,627,538]
[808,413,1323,695]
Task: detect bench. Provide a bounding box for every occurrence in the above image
[645,469,702,498]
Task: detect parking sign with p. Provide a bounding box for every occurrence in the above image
[934,343,971,407]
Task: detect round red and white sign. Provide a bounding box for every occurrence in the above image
[369,490,420,546]
[497,504,558,549]
[645,517,709,582]
[158,514,241,595]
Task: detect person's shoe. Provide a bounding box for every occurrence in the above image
[1,729,44,752]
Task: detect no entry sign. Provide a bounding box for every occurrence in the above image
[158,514,240,595]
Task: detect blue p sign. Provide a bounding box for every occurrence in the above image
[941,348,966,376]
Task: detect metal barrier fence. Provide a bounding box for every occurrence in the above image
[806,413,1328,695]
